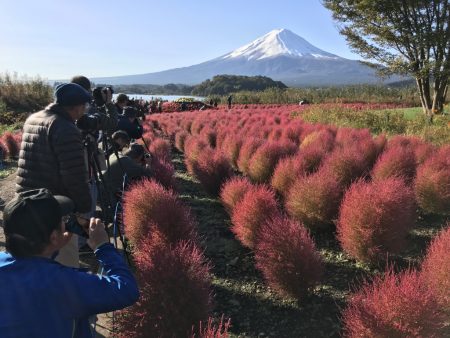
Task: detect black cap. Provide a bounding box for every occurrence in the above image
[3,189,74,239]
[54,83,92,106]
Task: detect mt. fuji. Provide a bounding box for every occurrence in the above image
[92,29,385,86]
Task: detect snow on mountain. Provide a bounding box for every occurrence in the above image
[221,29,339,61]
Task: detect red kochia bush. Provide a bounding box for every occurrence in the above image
[123,179,196,245]
[175,130,189,152]
[236,137,263,174]
[1,132,20,159]
[414,146,450,215]
[255,216,324,300]
[372,145,417,184]
[285,169,342,231]
[421,223,450,310]
[117,238,212,338]
[337,178,415,263]
[220,135,243,168]
[342,269,446,338]
[193,148,234,196]
[151,156,176,190]
[220,176,253,214]
[248,141,297,183]
[149,138,171,162]
[231,185,279,249]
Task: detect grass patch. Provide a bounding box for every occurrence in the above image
[298,105,450,145]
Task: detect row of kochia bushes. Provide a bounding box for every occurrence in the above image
[149,105,449,337]
[112,127,230,337]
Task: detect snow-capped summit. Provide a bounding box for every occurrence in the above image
[221,29,339,61]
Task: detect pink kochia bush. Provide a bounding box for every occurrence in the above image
[231,185,280,249]
[151,156,176,190]
[220,176,253,214]
[236,137,263,174]
[342,269,446,338]
[421,223,450,310]
[193,148,234,196]
[372,145,417,184]
[285,169,342,231]
[117,236,213,338]
[149,138,171,162]
[414,146,450,215]
[337,178,415,263]
[123,179,196,246]
[1,132,20,159]
[248,141,297,183]
[255,216,324,300]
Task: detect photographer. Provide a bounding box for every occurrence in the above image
[71,75,118,135]
[16,83,93,267]
[115,93,129,115]
[0,189,139,337]
[117,107,144,140]
[104,130,131,160]
[103,143,151,204]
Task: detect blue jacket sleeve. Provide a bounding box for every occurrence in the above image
[56,243,139,318]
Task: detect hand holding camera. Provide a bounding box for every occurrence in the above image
[87,218,109,250]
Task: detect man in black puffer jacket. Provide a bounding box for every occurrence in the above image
[16,83,92,267]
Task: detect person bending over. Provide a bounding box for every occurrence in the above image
[117,107,143,140]
[102,143,151,204]
[0,189,139,338]
[104,130,131,160]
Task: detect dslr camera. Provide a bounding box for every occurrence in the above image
[92,86,114,106]
[64,214,89,238]
[76,85,114,133]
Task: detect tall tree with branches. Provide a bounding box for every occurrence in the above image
[323,0,450,118]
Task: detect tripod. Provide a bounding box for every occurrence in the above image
[84,134,132,265]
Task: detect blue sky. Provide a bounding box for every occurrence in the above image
[0,0,360,79]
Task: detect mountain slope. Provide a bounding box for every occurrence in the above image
[92,29,384,87]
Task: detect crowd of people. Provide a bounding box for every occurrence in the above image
[0,75,158,337]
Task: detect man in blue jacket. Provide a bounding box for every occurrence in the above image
[0,188,139,337]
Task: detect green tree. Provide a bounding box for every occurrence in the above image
[323,0,450,118]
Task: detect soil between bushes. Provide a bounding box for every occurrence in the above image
[171,150,448,338]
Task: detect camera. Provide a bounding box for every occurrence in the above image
[64,214,89,238]
[92,86,114,106]
[76,113,102,132]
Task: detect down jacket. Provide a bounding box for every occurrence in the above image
[16,103,92,213]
